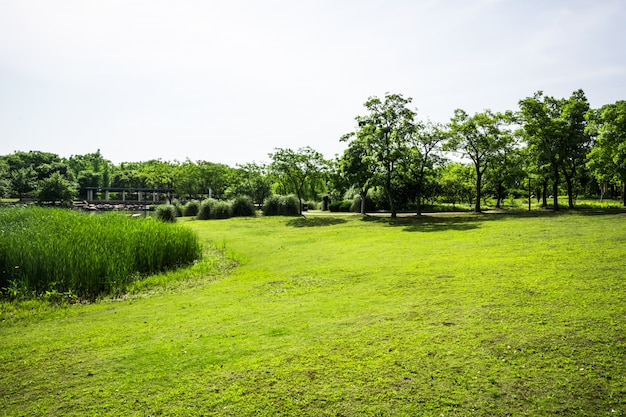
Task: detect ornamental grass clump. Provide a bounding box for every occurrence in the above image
[262,194,300,216]
[0,206,202,299]
[197,198,217,220]
[231,196,256,217]
[155,204,178,222]
[212,201,232,219]
[182,200,200,217]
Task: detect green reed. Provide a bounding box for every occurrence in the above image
[0,206,202,299]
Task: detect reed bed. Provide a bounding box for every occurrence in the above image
[0,206,202,299]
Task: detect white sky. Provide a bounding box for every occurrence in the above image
[1,0,625,166]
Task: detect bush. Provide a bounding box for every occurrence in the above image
[231,196,256,217]
[305,201,319,210]
[182,200,200,217]
[197,198,217,220]
[329,200,352,212]
[155,204,178,222]
[212,201,232,219]
[280,195,300,216]
[262,195,282,216]
[171,199,184,217]
[0,206,202,299]
[351,195,376,213]
[263,194,300,216]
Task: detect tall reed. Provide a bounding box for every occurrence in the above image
[0,206,202,299]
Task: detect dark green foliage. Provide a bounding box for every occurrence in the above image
[262,195,282,216]
[171,199,184,217]
[280,194,300,216]
[36,172,77,205]
[262,194,300,216]
[329,200,352,212]
[197,198,217,220]
[0,206,202,299]
[196,199,232,220]
[155,204,178,222]
[231,196,256,217]
[182,200,200,217]
[350,195,376,212]
[212,201,232,219]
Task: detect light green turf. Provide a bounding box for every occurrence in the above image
[1,211,625,416]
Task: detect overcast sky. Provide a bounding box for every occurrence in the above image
[1,0,625,166]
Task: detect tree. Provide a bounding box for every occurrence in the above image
[559,90,591,208]
[269,147,329,215]
[226,163,272,206]
[439,162,475,208]
[339,133,376,214]
[36,171,77,205]
[196,161,234,199]
[483,146,525,208]
[586,100,626,205]
[446,109,513,212]
[0,161,11,198]
[519,90,591,210]
[404,121,446,215]
[350,93,415,218]
[519,92,564,210]
[10,167,37,200]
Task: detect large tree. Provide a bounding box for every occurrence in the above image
[447,109,513,212]
[559,90,591,208]
[404,121,446,215]
[269,147,329,215]
[586,100,626,205]
[338,133,376,214]
[349,93,415,218]
[519,90,591,210]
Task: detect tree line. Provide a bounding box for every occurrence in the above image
[1,89,624,214]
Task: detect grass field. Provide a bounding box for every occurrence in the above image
[1,210,625,416]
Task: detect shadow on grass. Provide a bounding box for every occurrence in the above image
[286,216,349,228]
[361,214,486,232]
[360,208,625,232]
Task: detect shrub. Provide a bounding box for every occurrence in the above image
[351,195,376,213]
[262,194,300,216]
[231,196,256,217]
[305,201,319,210]
[329,200,352,212]
[197,198,217,220]
[183,200,200,217]
[0,206,202,299]
[171,199,184,217]
[155,204,178,222]
[280,194,300,216]
[212,201,232,219]
[263,195,282,216]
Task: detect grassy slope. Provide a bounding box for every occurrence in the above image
[1,211,626,416]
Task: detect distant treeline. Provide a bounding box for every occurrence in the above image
[1,89,624,213]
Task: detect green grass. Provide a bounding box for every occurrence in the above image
[1,210,626,416]
[0,206,202,298]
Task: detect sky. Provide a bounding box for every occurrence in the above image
[1,0,625,167]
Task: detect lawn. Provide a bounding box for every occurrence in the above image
[1,210,625,416]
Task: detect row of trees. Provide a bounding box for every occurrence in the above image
[337,90,625,216]
[1,89,624,214]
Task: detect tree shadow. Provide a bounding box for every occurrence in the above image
[361,215,485,232]
[286,216,349,228]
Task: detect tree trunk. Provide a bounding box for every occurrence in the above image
[564,174,574,208]
[474,167,482,213]
[360,189,367,215]
[552,163,560,211]
[386,172,396,219]
[416,187,422,215]
[541,178,548,206]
